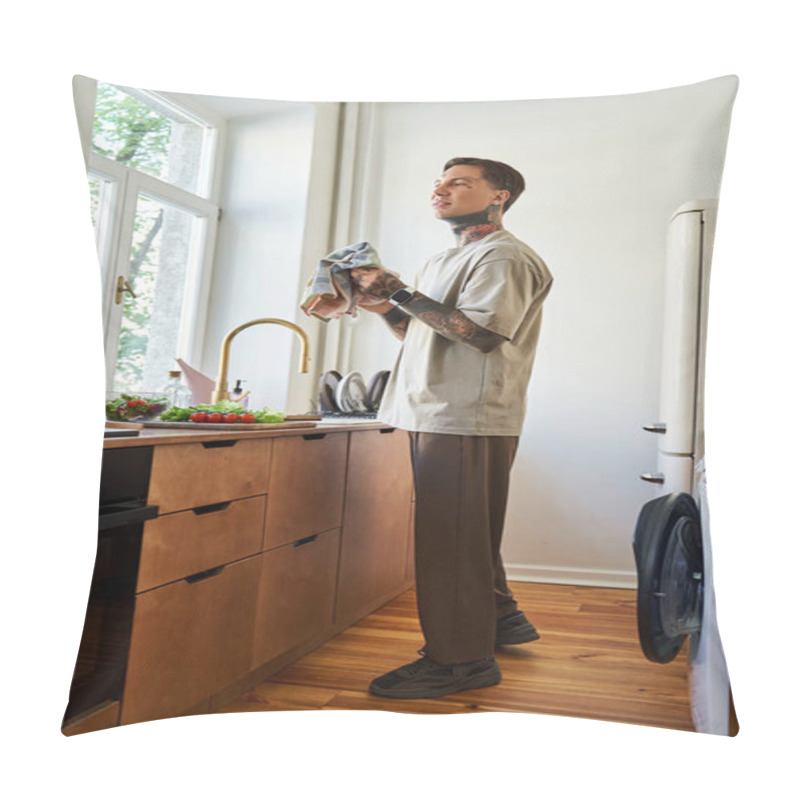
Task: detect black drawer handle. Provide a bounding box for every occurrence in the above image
[379,427,395,434]
[185,565,225,583]
[201,440,237,449]
[302,433,327,440]
[192,501,232,515]
[293,534,319,548]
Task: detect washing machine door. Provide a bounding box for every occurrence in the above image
[633,492,704,664]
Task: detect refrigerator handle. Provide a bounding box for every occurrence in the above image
[640,473,665,484]
[642,423,667,433]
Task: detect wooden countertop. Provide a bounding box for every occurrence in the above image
[103,420,396,448]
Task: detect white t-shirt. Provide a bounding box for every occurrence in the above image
[378,229,553,436]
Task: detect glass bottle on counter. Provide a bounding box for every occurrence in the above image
[162,370,192,407]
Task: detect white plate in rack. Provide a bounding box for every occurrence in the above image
[319,370,342,412]
[336,371,368,413]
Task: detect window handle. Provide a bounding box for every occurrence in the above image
[115,275,137,304]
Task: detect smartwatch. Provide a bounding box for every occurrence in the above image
[388,287,415,306]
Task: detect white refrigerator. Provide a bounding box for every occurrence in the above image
[638,199,734,736]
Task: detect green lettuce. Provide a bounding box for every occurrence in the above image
[158,401,284,423]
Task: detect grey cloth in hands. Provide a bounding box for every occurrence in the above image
[301,241,386,321]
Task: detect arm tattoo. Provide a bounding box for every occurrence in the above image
[361,269,505,352]
[380,306,410,341]
[404,293,506,353]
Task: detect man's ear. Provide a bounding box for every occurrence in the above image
[493,189,511,206]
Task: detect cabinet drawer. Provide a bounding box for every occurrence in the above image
[137,496,266,592]
[148,438,272,514]
[121,554,261,726]
[263,433,347,548]
[251,528,339,668]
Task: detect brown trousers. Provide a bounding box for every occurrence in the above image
[408,431,520,664]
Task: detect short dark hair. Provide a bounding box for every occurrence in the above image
[443,157,526,213]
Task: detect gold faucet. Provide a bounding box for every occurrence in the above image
[211,318,311,403]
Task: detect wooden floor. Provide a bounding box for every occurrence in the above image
[216,581,695,733]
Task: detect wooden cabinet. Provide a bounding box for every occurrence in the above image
[148,438,272,514]
[263,432,347,548]
[120,437,273,725]
[252,431,347,668]
[62,701,121,737]
[80,426,414,731]
[137,495,266,592]
[121,555,262,725]
[251,528,340,667]
[335,427,414,628]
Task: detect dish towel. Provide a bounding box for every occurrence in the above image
[301,241,389,322]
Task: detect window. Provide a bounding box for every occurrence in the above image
[92,83,215,197]
[86,82,220,395]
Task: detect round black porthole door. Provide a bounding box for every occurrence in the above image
[633,492,704,664]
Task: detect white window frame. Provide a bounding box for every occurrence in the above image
[87,86,226,391]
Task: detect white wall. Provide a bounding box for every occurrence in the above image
[341,77,738,586]
[199,103,317,411]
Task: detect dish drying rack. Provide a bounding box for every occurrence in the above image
[318,369,390,419]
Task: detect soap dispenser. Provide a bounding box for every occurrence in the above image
[231,379,249,408]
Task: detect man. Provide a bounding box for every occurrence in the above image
[350,157,553,699]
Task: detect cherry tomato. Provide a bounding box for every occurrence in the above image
[207,412,224,423]
[240,413,255,424]
[137,399,148,406]
[127,399,139,407]
[189,412,207,423]
[224,413,240,423]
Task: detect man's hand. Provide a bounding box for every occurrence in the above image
[350,269,405,333]
[350,266,406,300]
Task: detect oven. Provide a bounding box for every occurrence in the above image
[62,444,158,731]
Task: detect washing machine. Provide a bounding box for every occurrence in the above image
[634,458,734,735]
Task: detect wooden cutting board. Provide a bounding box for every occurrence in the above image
[106,416,321,431]
[139,420,318,430]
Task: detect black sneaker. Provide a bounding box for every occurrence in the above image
[368,652,502,699]
[495,611,541,646]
